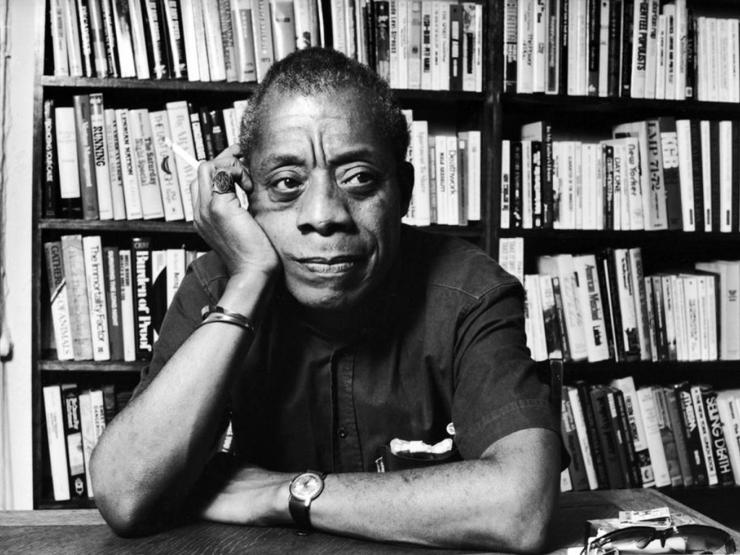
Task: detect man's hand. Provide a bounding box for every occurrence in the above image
[192,145,280,279]
[195,461,291,527]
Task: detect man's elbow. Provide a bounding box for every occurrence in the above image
[89,449,155,537]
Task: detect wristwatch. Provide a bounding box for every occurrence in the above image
[288,470,327,533]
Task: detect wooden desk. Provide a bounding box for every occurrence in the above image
[1,489,737,554]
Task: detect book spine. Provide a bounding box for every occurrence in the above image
[165,248,186,308]
[160,0,188,79]
[179,0,201,80]
[587,0,601,96]
[231,0,257,81]
[99,0,119,77]
[561,395,591,490]
[72,95,100,220]
[165,101,197,221]
[645,119,669,229]
[252,0,276,81]
[637,386,671,486]
[628,248,652,360]
[691,384,719,485]
[76,0,95,76]
[150,249,168,342]
[142,0,170,78]
[114,109,143,220]
[82,235,110,361]
[44,99,60,218]
[129,109,165,219]
[612,387,643,487]
[128,0,152,78]
[110,0,137,77]
[60,384,88,498]
[663,386,695,485]
[89,93,113,220]
[567,386,599,489]
[60,234,93,360]
[149,110,185,221]
[132,237,153,360]
[576,381,609,489]
[43,242,75,361]
[118,249,137,362]
[503,0,518,92]
[702,387,735,486]
[104,109,126,220]
[103,246,124,361]
[449,1,463,91]
[590,385,626,488]
[216,0,238,81]
[43,385,71,501]
[61,0,84,76]
[50,0,70,76]
[652,386,684,486]
[675,382,707,485]
[88,0,109,77]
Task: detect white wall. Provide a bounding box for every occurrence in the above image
[2,0,40,509]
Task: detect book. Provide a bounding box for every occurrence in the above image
[89,93,113,220]
[701,386,735,486]
[53,106,83,218]
[49,0,70,76]
[141,0,169,79]
[231,0,258,81]
[180,0,202,80]
[149,110,185,221]
[60,235,93,360]
[271,0,297,61]
[43,385,71,501]
[575,380,609,489]
[127,0,151,78]
[572,254,610,362]
[103,245,124,361]
[118,249,137,362]
[218,0,239,81]
[566,385,599,489]
[60,383,87,498]
[72,94,100,220]
[652,386,683,486]
[43,242,75,361]
[252,0,276,81]
[132,237,153,360]
[114,109,144,220]
[128,108,165,219]
[590,385,626,488]
[161,0,188,79]
[202,0,227,80]
[103,108,127,220]
[561,394,591,490]
[150,249,168,340]
[165,101,196,221]
[663,385,694,485]
[78,388,107,497]
[691,384,718,486]
[82,235,110,361]
[636,386,671,487]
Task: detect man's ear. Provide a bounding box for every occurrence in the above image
[398,161,414,216]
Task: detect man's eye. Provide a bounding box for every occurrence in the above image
[273,177,302,191]
[343,171,376,188]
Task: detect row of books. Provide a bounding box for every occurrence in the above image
[43,93,249,221]
[560,376,740,492]
[43,235,203,362]
[48,0,484,92]
[504,0,698,100]
[499,239,740,362]
[501,118,740,233]
[43,382,133,501]
[400,111,481,227]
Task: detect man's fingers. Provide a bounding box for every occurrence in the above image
[214,143,243,161]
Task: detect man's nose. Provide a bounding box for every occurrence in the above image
[296,171,354,235]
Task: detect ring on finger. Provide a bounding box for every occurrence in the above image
[212,170,235,194]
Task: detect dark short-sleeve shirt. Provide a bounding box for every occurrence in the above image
[134,226,559,473]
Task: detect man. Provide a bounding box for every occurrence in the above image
[90,48,562,552]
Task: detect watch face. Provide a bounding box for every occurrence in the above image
[290,472,324,501]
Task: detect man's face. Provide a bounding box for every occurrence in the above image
[247,90,409,312]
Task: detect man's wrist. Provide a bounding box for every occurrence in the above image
[217,270,275,323]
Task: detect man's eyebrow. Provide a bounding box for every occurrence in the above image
[327,146,381,166]
[256,153,306,172]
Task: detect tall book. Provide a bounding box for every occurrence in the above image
[566,385,599,489]
[149,110,185,221]
[129,108,165,219]
[231,0,258,81]
[218,0,239,81]
[132,237,153,360]
[72,95,100,220]
[701,386,735,486]
[590,385,627,488]
[662,385,695,485]
[165,101,197,221]
[82,235,110,361]
[52,105,84,218]
[202,0,227,80]
[60,234,93,360]
[60,383,88,498]
[161,0,188,79]
[271,0,297,61]
[118,249,137,362]
[78,388,107,497]
[656,116,683,229]
[88,93,114,220]
[43,98,60,217]
[561,394,591,490]
[252,0,276,81]
[572,254,610,362]
[691,384,718,486]
[103,108,127,220]
[43,242,75,361]
[103,246,124,361]
[652,386,683,486]
[636,386,671,487]
[42,385,71,501]
[141,0,169,78]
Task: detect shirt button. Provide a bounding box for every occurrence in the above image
[337,427,348,439]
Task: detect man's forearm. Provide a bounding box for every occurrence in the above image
[198,428,560,552]
[90,271,272,535]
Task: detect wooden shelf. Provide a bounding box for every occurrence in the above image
[39,360,146,373]
[562,359,740,387]
[40,75,484,103]
[39,218,197,234]
[39,218,483,238]
[36,498,96,510]
[502,92,740,118]
[498,229,740,242]
[40,75,260,94]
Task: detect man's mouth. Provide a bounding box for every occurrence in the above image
[296,255,366,274]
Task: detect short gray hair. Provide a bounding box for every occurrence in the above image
[239,48,410,166]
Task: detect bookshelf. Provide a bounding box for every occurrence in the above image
[493,0,740,522]
[30,0,494,509]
